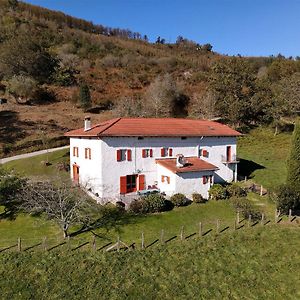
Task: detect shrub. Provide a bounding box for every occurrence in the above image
[209,184,227,201]
[230,197,262,221]
[274,184,300,214]
[192,193,206,204]
[170,193,190,207]
[129,194,173,214]
[226,183,247,198]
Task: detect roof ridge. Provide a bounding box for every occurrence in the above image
[96,117,122,136]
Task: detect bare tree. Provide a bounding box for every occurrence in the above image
[19,181,90,238]
[189,90,217,120]
[144,74,180,117]
[113,96,144,117]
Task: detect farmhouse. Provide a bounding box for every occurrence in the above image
[65,117,241,203]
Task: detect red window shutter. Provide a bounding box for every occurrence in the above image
[149,149,153,157]
[89,149,91,160]
[161,148,165,157]
[142,149,147,158]
[209,175,213,184]
[73,147,75,156]
[161,175,165,182]
[127,149,132,161]
[203,176,207,184]
[84,148,87,159]
[116,149,122,161]
[167,176,170,184]
[202,150,207,157]
[120,176,127,194]
[138,174,145,190]
[168,148,173,156]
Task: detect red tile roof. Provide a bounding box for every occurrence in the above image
[156,157,218,174]
[65,118,241,137]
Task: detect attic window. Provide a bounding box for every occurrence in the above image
[138,137,144,140]
[181,137,187,140]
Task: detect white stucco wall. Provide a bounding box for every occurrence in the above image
[69,135,238,202]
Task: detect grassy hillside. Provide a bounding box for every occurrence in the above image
[1,226,299,299]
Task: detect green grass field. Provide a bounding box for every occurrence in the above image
[1,226,299,299]
[238,127,292,189]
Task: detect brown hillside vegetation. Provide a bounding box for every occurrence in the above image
[0,0,299,156]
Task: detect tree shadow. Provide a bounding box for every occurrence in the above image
[238,159,265,179]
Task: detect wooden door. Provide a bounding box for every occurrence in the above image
[72,164,79,184]
[226,146,231,162]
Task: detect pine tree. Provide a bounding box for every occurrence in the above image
[287,120,300,189]
[79,84,91,111]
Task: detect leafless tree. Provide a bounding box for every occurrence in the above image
[189,90,217,120]
[19,180,91,238]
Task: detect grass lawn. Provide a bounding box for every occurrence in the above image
[3,148,70,179]
[1,225,299,299]
[238,127,292,190]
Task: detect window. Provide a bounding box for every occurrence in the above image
[226,146,231,162]
[85,148,91,160]
[181,137,187,140]
[73,147,79,157]
[161,175,170,184]
[160,147,173,157]
[142,149,153,158]
[200,149,209,158]
[203,175,213,184]
[116,149,132,161]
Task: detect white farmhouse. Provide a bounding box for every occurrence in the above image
[65,117,241,203]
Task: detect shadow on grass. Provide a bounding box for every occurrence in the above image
[202,229,212,236]
[220,226,229,233]
[165,236,177,243]
[238,159,265,179]
[185,232,196,239]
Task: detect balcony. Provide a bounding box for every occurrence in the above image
[221,154,240,164]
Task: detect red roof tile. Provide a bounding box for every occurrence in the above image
[65,118,241,137]
[156,157,218,174]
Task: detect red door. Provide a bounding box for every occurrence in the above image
[226,146,231,162]
[72,164,79,184]
[138,174,145,191]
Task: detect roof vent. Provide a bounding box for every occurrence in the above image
[176,154,187,168]
[84,116,91,131]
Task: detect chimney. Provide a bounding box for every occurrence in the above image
[84,116,91,131]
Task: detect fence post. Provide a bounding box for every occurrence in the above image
[260,185,263,196]
[17,237,21,252]
[289,209,292,222]
[199,222,202,237]
[42,237,47,252]
[234,218,237,230]
[244,176,247,182]
[248,215,252,227]
[160,230,164,245]
[117,236,120,252]
[91,235,96,251]
[216,219,220,234]
[237,211,240,224]
[274,209,277,223]
[261,213,264,226]
[180,226,184,241]
[141,232,145,250]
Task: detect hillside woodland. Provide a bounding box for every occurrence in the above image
[0,0,300,156]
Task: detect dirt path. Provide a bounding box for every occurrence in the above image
[0,146,69,165]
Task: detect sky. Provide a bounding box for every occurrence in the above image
[24,0,300,57]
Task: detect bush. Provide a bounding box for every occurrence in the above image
[209,184,227,201]
[192,193,206,204]
[274,184,300,214]
[170,193,190,207]
[230,197,262,221]
[226,183,247,198]
[129,194,173,214]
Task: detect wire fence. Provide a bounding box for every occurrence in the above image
[0,209,298,254]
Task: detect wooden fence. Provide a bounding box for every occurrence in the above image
[0,209,298,254]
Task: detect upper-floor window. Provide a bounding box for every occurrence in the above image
[161,175,170,184]
[161,147,173,157]
[85,148,91,160]
[116,149,132,162]
[73,147,79,157]
[200,149,209,158]
[142,149,153,158]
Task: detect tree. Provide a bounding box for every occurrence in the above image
[144,74,180,117]
[0,33,57,83]
[7,75,38,103]
[19,181,90,238]
[114,96,144,117]
[209,58,256,127]
[287,120,300,189]
[0,168,25,218]
[79,83,92,111]
[202,43,213,52]
[189,90,217,120]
